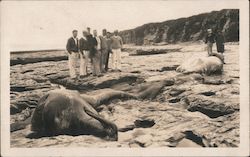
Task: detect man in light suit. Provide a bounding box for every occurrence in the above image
[92,30,102,76]
[111,30,123,72]
[79,31,90,77]
[66,30,79,79]
[99,29,109,73]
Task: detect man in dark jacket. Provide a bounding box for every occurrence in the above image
[79,31,90,77]
[204,29,215,56]
[86,31,97,59]
[92,30,102,76]
[105,32,112,72]
[100,29,109,73]
[84,29,99,76]
[66,30,79,79]
[215,31,225,53]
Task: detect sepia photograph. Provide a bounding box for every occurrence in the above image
[1,0,249,156]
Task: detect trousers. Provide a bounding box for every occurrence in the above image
[68,52,79,78]
[207,42,213,56]
[111,48,121,70]
[100,49,109,72]
[91,50,101,75]
[80,50,90,76]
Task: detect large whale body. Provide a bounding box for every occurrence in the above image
[29,89,118,141]
[176,53,223,75]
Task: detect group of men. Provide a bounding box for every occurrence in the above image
[66,28,123,79]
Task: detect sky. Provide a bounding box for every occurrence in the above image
[1,0,240,51]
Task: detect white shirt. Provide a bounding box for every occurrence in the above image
[82,36,87,40]
[73,37,78,45]
[95,36,101,50]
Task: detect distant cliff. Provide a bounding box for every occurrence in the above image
[119,9,239,45]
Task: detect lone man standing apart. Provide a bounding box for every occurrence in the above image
[111,30,123,72]
[66,30,79,79]
[204,28,215,56]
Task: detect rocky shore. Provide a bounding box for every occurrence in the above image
[10,42,239,147]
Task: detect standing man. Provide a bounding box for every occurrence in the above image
[87,27,92,36]
[99,29,109,73]
[204,28,215,56]
[215,30,225,53]
[79,31,90,77]
[111,30,123,72]
[92,30,102,76]
[105,32,112,72]
[66,30,79,79]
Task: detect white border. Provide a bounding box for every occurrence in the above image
[1,0,249,156]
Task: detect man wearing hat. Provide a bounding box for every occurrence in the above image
[79,30,91,77]
[111,30,123,72]
[204,28,215,56]
[66,30,79,79]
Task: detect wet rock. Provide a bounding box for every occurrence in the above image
[182,130,209,147]
[158,65,179,72]
[176,138,203,147]
[119,125,135,132]
[10,89,50,114]
[187,97,236,118]
[21,69,34,74]
[10,104,21,115]
[199,91,216,96]
[168,98,181,103]
[166,132,185,144]
[129,48,181,56]
[49,73,142,91]
[129,134,153,147]
[137,79,174,100]
[169,88,186,97]
[203,78,233,85]
[174,73,203,85]
[130,70,141,74]
[11,108,33,123]
[134,119,155,128]
[10,84,51,92]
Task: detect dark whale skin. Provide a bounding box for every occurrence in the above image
[30,89,118,141]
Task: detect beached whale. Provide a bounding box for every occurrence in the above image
[176,53,224,75]
[11,82,177,134]
[28,89,118,141]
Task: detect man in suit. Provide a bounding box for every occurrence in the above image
[105,32,112,72]
[66,30,79,79]
[79,31,90,77]
[111,30,123,72]
[87,27,91,35]
[215,30,225,53]
[92,30,102,76]
[99,29,109,73]
[204,29,215,56]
